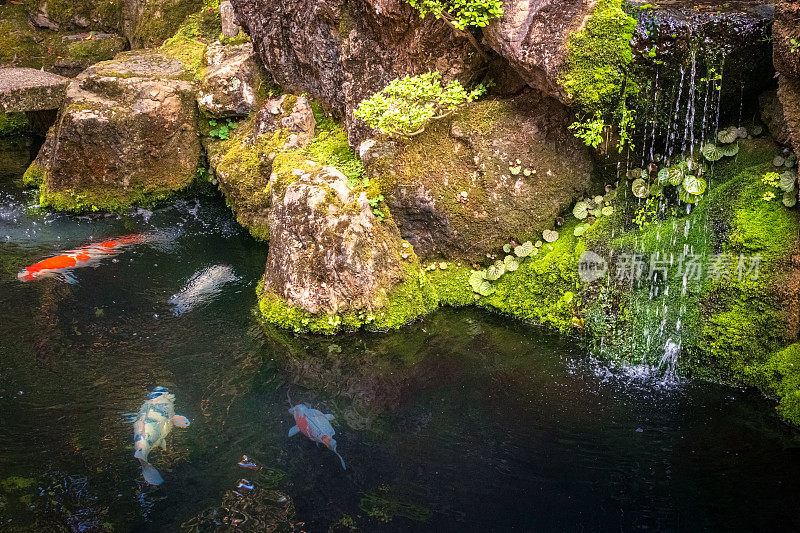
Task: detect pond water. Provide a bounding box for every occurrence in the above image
[1,138,800,531]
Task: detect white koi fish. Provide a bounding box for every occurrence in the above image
[133,387,190,485]
[168,264,238,315]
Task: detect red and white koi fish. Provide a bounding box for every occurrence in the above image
[288,403,346,469]
[17,234,147,283]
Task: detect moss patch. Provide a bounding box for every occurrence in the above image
[22,163,46,188]
[0,113,30,137]
[480,223,585,334]
[257,262,474,335]
[38,180,179,213]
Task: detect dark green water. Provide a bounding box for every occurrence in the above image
[2,138,800,532]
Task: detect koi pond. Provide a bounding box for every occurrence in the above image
[2,137,800,531]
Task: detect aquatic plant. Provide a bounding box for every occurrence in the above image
[682,174,707,195]
[631,178,649,198]
[484,260,506,281]
[542,229,559,243]
[702,143,724,162]
[514,241,534,258]
[573,200,589,219]
[469,270,495,296]
[504,255,519,272]
[354,72,486,137]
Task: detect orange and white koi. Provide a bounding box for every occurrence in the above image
[17,234,147,282]
[288,403,346,469]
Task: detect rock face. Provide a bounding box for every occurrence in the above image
[29,51,201,211]
[0,68,68,113]
[229,0,485,144]
[630,1,774,123]
[774,0,800,197]
[206,94,317,240]
[368,91,594,261]
[253,94,316,148]
[24,0,125,33]
[198,42,266,117]
[483,0,592,102]
[760,89,792,147]
[263,160,406,315]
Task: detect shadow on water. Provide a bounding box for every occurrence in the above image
[1,139,800,531]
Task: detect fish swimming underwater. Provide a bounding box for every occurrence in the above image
[288,404,346,469]
[18,234,147,283]
[168,264,238,315]
[133,387,190,485]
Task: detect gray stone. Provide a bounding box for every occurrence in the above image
[0,68,68,113]
[198,42,266,118]
[28,1,60,31]
[254,95,316,149]
[220,1,240,37]
[229,0,486,145]
[358,138,396,166]
[760,89,792,147]
[263,161,406,315]
[30,50,201,209]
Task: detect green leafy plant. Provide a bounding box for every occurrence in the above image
[209,117,238,140]
[405,0,504,30]
[568,115,607,149]
[368,194,386,221]
[354,72,486,137]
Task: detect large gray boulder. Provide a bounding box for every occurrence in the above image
[27,51,201,211]
[483,0,591,101]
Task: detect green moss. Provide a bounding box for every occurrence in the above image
[0,113,30,137]
[559,0,638,148]
[132,0,204,48]
[306,121,364,183]
[481,222,585,333]
[761,344,800,425]
[0,477,35,493]
[160,35,207,81]
[256,262,474,335]
[38,180,178,213]
[560,0,637,112]
[21,163,46,188]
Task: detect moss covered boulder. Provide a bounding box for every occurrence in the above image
[27,50,201,212]
[207,95,316,240]
[368,91,594,262]
[258,159,415,331]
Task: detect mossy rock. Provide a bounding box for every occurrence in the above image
[368,91,593,262]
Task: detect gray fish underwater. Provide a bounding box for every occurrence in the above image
[133,388,190,485]
[168,264,238,315]
[288,404,346,469]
